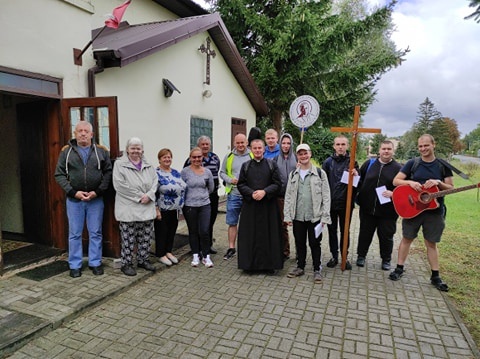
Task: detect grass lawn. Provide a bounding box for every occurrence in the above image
[438,171,480,347]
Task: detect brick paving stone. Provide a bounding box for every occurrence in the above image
[2,210,479,358]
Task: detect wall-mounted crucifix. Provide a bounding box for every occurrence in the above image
[198,37,216,85]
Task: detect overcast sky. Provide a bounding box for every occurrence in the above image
[194,0,480,138]
[363,0,480,138]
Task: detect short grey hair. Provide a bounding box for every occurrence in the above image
[197,135,211,146]
[125,137,143,151]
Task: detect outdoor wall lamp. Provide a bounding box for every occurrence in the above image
[163,78,181,97]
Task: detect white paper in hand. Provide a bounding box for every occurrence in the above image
[314,223,324,238]
[341,171,360,187]
[375,185,391,204]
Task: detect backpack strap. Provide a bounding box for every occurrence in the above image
[410,157,421,177]
[366,158,376,172]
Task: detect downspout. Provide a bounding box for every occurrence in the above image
[88,60,104,97]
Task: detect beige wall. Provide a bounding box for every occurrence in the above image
[1,0,258,185]
[96,32,256,169]
[0,0,181,97]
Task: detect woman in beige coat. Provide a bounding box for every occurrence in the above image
[113,137,158,276]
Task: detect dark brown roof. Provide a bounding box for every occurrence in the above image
[92,13,268,116]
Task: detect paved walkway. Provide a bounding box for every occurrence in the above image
[1,208,479,358]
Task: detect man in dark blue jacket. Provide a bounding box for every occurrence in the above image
[55,121,112,278]
[322,135,359,270]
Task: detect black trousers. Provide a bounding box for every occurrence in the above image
[293,220,322,271]
[356,210,396,261]
[183,204,211,258]
[209,191,219,246]
[327,206,353,258]
[154,210,178,257]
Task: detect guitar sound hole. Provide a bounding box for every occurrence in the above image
[419,192,431,203]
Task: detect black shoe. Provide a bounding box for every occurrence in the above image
[326,257,338,268]
[69,269,82,278]
[138,261,156,272]
[223,248,236,260]
[121,265,137,276]
[431,276,449,292]
[209,247,218,255]
[345,261,352,270]
[381,261,391,271]
[356,257,365,267]
[89,265,104,275]
[389,268,404,281]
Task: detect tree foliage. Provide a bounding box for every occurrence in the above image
[465,0,480,23]
[369,133,387,156]
[397,98,462,159]
[413,97,442,135]
[208,0,408,135]
[463,124,480,156]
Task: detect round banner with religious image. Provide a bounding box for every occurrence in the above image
[289,95,320,129]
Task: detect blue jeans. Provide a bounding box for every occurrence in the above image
[66,197,104,269]
[226,194,243,225]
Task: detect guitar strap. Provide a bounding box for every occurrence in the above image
[411,157,469,180]
[436,158,469,180]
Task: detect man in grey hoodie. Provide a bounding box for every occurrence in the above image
[274,133,298,260]
[219,133,253,260]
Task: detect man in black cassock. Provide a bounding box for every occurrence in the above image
[237,139,284,272]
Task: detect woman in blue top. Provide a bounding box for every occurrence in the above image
[154,148,186,266]
[181,147,215,268]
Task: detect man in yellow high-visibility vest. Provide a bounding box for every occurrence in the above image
[219,133,253,260]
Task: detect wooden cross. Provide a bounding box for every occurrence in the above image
[331,105,381,271]
[198,37,216,85]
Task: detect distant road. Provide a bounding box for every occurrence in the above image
[452,154,480,164]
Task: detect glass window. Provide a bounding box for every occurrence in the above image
[97,107,110,150]
[68,106,109,150]
[190,117,213,149]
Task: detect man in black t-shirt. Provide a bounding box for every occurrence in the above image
[390,134,453,291]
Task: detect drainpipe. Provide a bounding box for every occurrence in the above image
[88,62,104,97]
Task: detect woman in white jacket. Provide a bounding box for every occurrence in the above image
[284,143,331,283]
[113,137,158,276]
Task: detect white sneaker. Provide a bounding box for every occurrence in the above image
[191,254,200,267]
[202,255,214,268]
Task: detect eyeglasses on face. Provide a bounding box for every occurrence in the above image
[191,155,202,159]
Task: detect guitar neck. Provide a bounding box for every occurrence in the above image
[431,183,480,199]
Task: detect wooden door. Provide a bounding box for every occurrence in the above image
[60,97,120,257]
[231,118,247,149]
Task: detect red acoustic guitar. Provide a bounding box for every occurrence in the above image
[392,183,480,219]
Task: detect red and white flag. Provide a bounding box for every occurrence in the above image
[105,0,132,29]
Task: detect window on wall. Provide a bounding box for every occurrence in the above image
[190,117,213,149]
[69,106,110,150]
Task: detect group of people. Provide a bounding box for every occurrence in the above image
[55,121,452,291]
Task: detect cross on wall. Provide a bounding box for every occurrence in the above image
[198,37,216,85]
